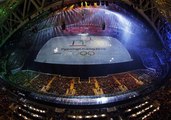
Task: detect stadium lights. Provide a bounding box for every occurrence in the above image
[85,115,92,118]
[77,1,109,7]
[24,116,28,120]
[78,116,83,119]
[69,5,74,10]
[126,109,132,112]
[142,107,160,120]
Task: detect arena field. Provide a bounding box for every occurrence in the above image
[35,36,132,65]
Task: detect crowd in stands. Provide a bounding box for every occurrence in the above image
[74,80,95,96]
[0,74,169,120]
[148,78,171,120]
[130,69,155,84]
[47,76,71,95]
[114,73,140,90]
[28,74,53,91]
[5,69,157,96]
[95,76,120,94]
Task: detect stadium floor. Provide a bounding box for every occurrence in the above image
[35,36,132,65]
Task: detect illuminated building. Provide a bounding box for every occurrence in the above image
[0,0,170,120]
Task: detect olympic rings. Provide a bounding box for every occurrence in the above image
[80,51,95,56]
[88,51,95,56]
[80,51,87,56]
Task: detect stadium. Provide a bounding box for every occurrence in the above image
[0,0,171,120]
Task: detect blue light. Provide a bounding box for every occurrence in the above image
[167,32,171,40]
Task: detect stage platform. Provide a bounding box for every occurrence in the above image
[35,35,132,65]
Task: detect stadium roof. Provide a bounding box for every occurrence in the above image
[155,0,171,23]
[0,0,21,24]
[0,0,171,25]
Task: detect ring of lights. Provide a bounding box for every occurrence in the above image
[80,51,95,56]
